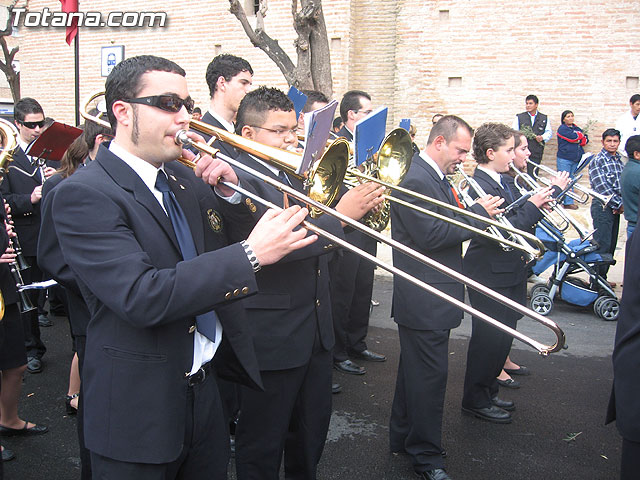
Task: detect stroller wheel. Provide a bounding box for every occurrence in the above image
[593,296,607,316]
[531,293,553,316]
[530,282,550,298]
[596,297,620,321]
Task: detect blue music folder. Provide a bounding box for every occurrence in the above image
[354,106,388,166]
[399,119,411,131]
[287,86,308,117]
[298,100,338,175]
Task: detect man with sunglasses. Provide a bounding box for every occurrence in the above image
[0,97,55,374]
[40,55,318,480]
[195,86,384,479]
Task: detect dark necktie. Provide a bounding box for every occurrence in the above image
[155,170,218,342]
[442,177,455,203]
[501,177,514,203]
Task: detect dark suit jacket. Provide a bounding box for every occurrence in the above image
[195,111,239,160]
[516,111,548,160]
[41,145,262,464]
[336,125,353,142]
[220,151,344,371]
[463,168,542,289]
[607,225,640,441]
[0,190,17,306]
[390,153,489,331]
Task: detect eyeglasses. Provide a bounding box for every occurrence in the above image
[19,120,46,129]
[249,125,297,138]
[123,94,195,114]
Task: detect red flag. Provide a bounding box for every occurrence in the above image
[60,0,79,45]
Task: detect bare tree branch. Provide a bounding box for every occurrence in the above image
[229,0,296,85]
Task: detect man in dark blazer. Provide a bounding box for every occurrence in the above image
[607,205,640,479]
[196,54,253,160]
[0,97,56,373]
[41,55,316,480]
[389,116,503,480]
[512,94,552,176]
[196,86,383,480]
[330,89,386,377]
[461,123,554,424]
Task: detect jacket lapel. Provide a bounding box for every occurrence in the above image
[94,145,181,253]
[165,167,205,255]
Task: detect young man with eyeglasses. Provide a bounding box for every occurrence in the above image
[40,55,319,479]
[330,89,386,378]
[0,97,56,374]
[195,85,383,479]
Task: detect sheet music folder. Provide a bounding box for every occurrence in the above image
[354,107,388,167]
[25,122,83,162]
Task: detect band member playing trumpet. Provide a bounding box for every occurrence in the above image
[461,123,557,424]
[41,55,318,480]
[196,86,384,480]
[389,115,503,480]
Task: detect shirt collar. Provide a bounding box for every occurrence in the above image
[599,148,621,162]
[418,151,445,180]
[476,165,503,185]
[109,141,166,193]
[208,110,235,133]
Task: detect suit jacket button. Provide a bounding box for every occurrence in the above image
[184,372,190,378]
[316,299,320,307]
[225,292,232,300]
[189,325,196,334]
[317,269,321,277]
[242,287,249,294]
[520,255,524,261]
[233,288,240,296]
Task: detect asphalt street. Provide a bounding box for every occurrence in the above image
[2,269,623,480]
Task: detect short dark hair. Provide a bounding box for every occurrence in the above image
[301,90,329,113]
[14,97,44,123]
[625,135,640,159]
[193,106,202,115]
[472,123,514,164]
[426,115,473,146]
[339,90,371,122]
[236,86,294,132]
[602,128,621,141]
[205,54,253,98]
[526,94,539,104]
[332,117,343,130]
[561,110,573,124]
[630,94,640,104]
[105,55,186,130]
[84,109,113,150]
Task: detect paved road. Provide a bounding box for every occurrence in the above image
[2,267,623,479]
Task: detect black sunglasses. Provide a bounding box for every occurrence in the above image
[123,94,194,114]
[19,120,46,129]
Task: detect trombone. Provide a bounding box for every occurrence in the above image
[174,129,565,356]
[81,92,565,354]
[526,159,613,208]
[510,163,596,241]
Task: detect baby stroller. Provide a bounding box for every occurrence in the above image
[528,219,620,321]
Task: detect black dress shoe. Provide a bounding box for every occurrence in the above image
[333,359,366,375]
[332,383,342,394]
[1,446,15,462]
[461,405,512,424]
[352,349,386,362]
[504,365,530,376]
[26,357,42,374]
[38,314,53,327]
[496,377,520,389]
[0,421,49,437]
[491,396,515,412]
[415,468,452,480]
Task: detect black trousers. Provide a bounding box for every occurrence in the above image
[462,284,524,409]
[590,201,621,279]
[621,438,640,480]
[330,232,377,362]
[90,369,228,480]
[235,345,332,480]
[390,325,450,472]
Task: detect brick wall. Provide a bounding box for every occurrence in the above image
[12,0,640,163]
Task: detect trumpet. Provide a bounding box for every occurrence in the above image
[510,163,595,241]
[526,159,613,208]
[174,129,565,355]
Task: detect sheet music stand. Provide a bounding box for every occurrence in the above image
[25,121,83,165]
